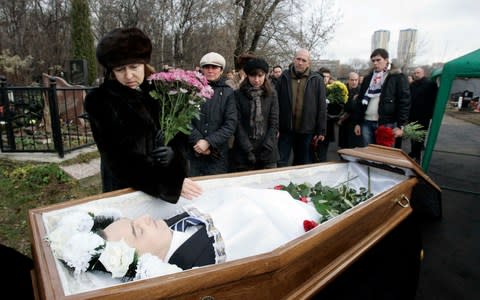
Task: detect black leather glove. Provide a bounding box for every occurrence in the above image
[247,152,256,164]
[151,146,174,166]
[155,130,165,147]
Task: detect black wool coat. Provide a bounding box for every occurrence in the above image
[187,78,237,176]
[84,79,187,203]
[230,85,279,167]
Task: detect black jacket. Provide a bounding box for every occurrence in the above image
[409,77,438,121]
[84,79,187,203]
[165,212,216,269]
[354,68,411,127]
[188,78,237,176]
[276,66,327,135]
[231,85,279,166]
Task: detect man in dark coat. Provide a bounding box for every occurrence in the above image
[353,48,410,148]
[409,67,438,162]
[338,71,363,148]
[276,49,327,166]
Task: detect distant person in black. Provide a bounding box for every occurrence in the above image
[409,67,438,163]
[338,72,363,148]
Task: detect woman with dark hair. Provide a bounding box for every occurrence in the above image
[84,27,201,202]
[230,58,279,171]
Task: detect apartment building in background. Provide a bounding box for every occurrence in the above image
[397,28,418,66]
[371,30,390,52]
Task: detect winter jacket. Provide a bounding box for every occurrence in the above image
[188,78,237,176]
[84,79,187,203]
[277,66,327,135]
[230,85,279,168]
[354,68,411,127]
[409,77,438,121]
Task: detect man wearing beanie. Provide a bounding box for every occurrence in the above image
[187,52,237,176]
[230,57,279,171]
[276,48,327,166]
[84,27,202,202]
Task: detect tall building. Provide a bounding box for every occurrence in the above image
[397,29,417,66]
[371,30,390,52]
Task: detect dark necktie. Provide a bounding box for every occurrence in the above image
[170,216,203,232]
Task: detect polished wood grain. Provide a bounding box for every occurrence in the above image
[29,146,432,300]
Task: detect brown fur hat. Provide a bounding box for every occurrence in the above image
[244,58,269,75]
[96,27,152,69]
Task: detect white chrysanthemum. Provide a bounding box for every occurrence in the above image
[99,239,135,278]
[57,211,93,233]
[134,253,182,280]
[47,226,77,259]
[61,232,105,274]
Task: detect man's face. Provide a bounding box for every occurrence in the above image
[201,65,223,81]
[322,73,331,85]
[371,55,388,72]
[413,68,425,80]
[103,215,172,258]
[293,50,310,73]
[348,75,359,88]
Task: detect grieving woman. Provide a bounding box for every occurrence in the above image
[230,58,279,171]
[84,27,201,202]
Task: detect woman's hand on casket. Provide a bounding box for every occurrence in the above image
[181,178,203,200]
[152,146,174,166]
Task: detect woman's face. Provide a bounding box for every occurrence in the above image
[247,72,266,88]
[112,63,145,89]
[103,215,172,259]
[201,65,223,82]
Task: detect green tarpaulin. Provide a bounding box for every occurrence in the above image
[423,48,480,172]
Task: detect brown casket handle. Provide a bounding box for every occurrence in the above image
[396,194,410,208]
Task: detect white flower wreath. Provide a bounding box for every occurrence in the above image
[45,210,182,280]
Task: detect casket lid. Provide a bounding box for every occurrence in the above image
[338,144,440,192]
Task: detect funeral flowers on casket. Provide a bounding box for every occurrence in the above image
[148,69,214,145]
[326,80,349,117]
[275,178,373,231]
[45,210,182,280]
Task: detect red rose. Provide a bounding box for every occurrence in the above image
[375,125,395,147]
[303,220,318,232]
[274,185,285,190]
[299,196,308,203]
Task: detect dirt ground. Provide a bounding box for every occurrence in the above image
[445,109,480,126]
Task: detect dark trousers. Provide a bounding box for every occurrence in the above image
[278,132,314,167]
[410,118,431,161]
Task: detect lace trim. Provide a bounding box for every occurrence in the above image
[184,206,227,264]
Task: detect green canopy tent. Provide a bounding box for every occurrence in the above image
[422,48,480,172]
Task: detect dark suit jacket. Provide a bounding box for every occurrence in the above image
[164,212,216,269]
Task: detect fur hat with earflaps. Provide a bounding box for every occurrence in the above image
[96,27,152,69]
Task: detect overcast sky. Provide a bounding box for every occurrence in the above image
[314,0,480,65]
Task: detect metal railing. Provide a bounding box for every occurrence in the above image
[0,76,95,158]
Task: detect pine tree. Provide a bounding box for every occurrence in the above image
[70,0,96,85]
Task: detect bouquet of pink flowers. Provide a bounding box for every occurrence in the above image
[148,69,214,145]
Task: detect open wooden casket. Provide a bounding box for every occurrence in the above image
[28,145,440,300]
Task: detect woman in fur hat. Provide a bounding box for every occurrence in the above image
[84,27,202,202]
[230,58,280,171]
